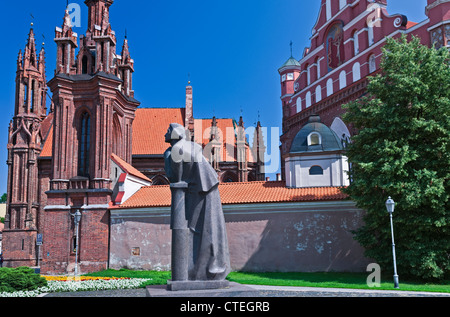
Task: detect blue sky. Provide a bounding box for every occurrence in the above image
[0,0,427,195]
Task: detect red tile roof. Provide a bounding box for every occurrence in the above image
[132,108,185,156]
[39,113,54,158]
[111,181,348,209]
[111,153,151,182]
[194,118,239,162]
[406,21,418,29]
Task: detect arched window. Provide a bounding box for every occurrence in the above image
[326,78,334,97]
[151,175,170,186]
[339,70,347,89]
[30,80,36,113]
[308,132,322,146]
[315,85,322,103]
[316,57,321,80]
[310,166,324,175]
[307,65,311,85]
[82,55,88,74]
[78,112,91,177]
[352,62,361,82]
[112,115,122,158]
[353,30,359,56]
[306,91,312,108]
[368,24,374,46]
[24,83,28,107]
[296,97,302,113]
[369,54,377,73]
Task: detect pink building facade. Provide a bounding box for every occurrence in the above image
[279,0,450,179]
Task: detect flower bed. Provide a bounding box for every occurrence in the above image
[0,276,152,297]
[44,276,130,282]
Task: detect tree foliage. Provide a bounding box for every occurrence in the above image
[343,35,450,280]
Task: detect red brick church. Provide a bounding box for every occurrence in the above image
[3,0,265,273]
[3,0,449,275]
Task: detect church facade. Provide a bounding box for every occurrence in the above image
[279,0,450,182]
[3,0,449,275]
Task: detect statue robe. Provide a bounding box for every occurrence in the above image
[164,139,231,281]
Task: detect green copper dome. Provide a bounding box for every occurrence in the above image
[279,57,301,71]
[289,115,344,153]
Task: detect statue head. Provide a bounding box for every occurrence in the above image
[165,123,187,144]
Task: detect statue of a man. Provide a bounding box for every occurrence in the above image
[164,123,231,285]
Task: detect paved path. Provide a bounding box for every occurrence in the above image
[42,285,450,297]
[251,285,450,297]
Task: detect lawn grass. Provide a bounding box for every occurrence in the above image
[227,272,450,293]
[84,269,450,294]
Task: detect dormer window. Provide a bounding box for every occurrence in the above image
[308,132,322,146]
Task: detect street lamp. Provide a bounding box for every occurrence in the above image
[71,210,82,276]
[386,197,399,289]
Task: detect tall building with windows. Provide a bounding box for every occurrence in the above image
[279,0,449,185]
[3,0,265,274]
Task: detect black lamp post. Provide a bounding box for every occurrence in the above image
[71,210,82,276]
[386,197,399,289]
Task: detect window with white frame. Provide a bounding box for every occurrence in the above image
[317,59,321,79]
[353,31,359,55]
[308,132,322,146]
[307,67,311,85]
[296,97,302,113]
[369,54,376,73]
[339,0,346,10]
[339,70,347,89]
[315,85,322,103]
[326,78,333,97]
[352,62,361,82]
[306,91,312,108]
[368,24,374,46]
[309,165,324,175]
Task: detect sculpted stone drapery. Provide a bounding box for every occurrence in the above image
[164,123,231,290]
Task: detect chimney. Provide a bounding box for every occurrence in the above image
[185,83,194,138]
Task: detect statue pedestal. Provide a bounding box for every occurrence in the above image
[167,279,230,291]
[146,282,261,297]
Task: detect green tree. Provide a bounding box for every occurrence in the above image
[0,193,6,204]
[342,35,450,281]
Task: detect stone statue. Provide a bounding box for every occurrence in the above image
[164,123,231,291]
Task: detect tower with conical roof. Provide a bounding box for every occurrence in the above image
[278,42,301,132]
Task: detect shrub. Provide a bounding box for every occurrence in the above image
[0,267,48,293]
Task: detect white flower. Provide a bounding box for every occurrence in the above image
[0,278,153,297]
